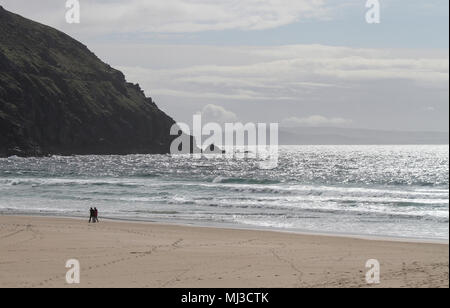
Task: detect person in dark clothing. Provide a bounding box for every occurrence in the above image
[94,208,99,223]
[89,207,95,223]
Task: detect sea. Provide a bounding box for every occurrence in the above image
[0,145,448,240]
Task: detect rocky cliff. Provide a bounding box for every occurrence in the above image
[0,6,179,157]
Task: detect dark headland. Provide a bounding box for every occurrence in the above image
[0,6,181,157]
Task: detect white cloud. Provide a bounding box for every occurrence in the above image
[201,104,238,123]
[117,44,449,102]
[1,0,332,34]
[282,115,352,127]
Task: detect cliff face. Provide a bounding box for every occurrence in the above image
[0,6,178,157]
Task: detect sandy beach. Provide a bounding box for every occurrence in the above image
[0,215,448,288]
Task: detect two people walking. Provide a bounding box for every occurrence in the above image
[89,207,99,223]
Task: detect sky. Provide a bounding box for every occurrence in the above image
[1,0,449,132]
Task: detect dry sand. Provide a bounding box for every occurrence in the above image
[0,215,448,288]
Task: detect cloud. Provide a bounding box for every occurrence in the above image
[117,44,449,102]
[0,0,332,34]
[282,115,352,127]
[201,104,238,123]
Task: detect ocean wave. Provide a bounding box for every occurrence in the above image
[212,176,281,185]
[193,182,449,199]
[0,178,143,188]
[121,210,180,215]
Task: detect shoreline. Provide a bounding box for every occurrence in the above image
[0,215,448,288]
[1,213,448,245]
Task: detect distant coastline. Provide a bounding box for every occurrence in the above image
[278,127,449,145]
